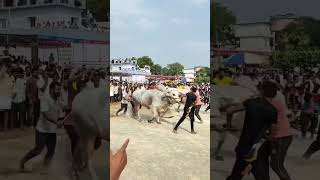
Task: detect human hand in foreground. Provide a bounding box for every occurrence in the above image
[110,139,129,180]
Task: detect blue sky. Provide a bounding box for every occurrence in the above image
[110,0,210,68]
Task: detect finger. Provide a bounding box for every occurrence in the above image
[120,139,130,151]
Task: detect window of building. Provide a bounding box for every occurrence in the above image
[28,17,36,28]
[0,19,7,29]
[60,0,68,4]
[74,0,81,7]
[30,0,37,5]
[44,0,53,4]
[4,0,14,6]
[18,0,28,6]
[270,37,274,48]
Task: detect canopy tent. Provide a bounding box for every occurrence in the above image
[180,77,187,83]
[224,52,245,65]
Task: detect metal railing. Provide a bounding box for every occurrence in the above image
[1,0,85,9]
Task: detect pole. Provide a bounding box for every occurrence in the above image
[6,7,11,50]
[57,47,60,65]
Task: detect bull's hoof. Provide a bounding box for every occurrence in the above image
[147,120,153,123]
[214,155,224,161]
[157,121,161,124]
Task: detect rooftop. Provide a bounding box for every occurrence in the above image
[0,0,86,10]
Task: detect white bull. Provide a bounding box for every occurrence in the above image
[68,88,108,179]
[131,89,180,124]
[156,84,188,111]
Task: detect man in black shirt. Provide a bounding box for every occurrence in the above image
[226,81,278,180]
[303,121,320,159]
[173,87,197,134]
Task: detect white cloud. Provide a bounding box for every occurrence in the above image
[111,0,161,19]
[111,0,162,31]
[170,17,190,25]
[111,16,128,29]
[188,0,209,7]
[136,17,158,30]
[183,41,210,54]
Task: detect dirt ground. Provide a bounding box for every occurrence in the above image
[211,117,320,180]
[0,128,108,180]
[110,103,210,180]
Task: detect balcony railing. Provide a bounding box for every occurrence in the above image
[1,0,85,9]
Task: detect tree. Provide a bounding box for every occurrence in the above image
[162,63,184,76]
[277,22,310,50]
[137,56,154,68]
[195,67,210,84]
[151,64,162,75]
[87,0,109,22]
[211,2,237,47]
[162,67,169,75]
[275,16,320,50]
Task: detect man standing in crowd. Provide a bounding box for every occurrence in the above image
[26,68,40,127]
[226,81,278,180]
[12,67,27,129]
[173,86,198,134]
[20,82,63,171]
[213,69,237,86]
[116,88,130,116]
[194,88,203,123]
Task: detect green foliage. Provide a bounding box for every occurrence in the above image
[136,56,164,75]
[87,0,109,21]
[277,16,320,50]
[272,50,320,70]
[135,56,185,76]
[195,67,210,84]
[162,63,184,76]
[161,67,169,76]
[151,64,162,75]
[211,2,237,46]
[137,56,154,68]
[273,16,320,70]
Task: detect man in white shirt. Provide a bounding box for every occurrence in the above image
[110,84,114,102]
[12,68,26,128]
[114,83,119,102]
[99,71,108,89]
[20,81,63,171]
[37,70,52,99]
[116,88,130,116]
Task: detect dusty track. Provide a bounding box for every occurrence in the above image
[0,128,107,180]
[110,103,210,180]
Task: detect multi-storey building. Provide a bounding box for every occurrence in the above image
[0,0,109,65]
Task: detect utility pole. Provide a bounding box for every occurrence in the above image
[31,38,39,66]
[5,7,11,51]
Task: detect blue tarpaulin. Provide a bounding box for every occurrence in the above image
[224,52,245,65]
[180,77,187,83]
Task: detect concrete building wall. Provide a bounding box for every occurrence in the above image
[235,24,272,37]
[239,37,271,52]
[0,6,82,29]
